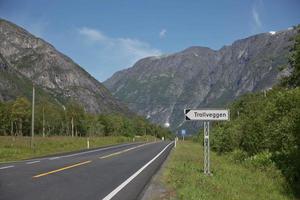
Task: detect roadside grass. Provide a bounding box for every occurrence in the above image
[0,135,154,162]
[162,141,294,200]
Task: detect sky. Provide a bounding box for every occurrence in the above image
[0,0,299,81]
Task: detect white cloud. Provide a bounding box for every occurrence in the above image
[251,0,263,33]
[159,29,167,38]
[79,27,107,42]
[78,27,162,71]
[252,7,262,28]
[117,37,161,59]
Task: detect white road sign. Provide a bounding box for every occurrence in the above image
[184,109,230,121]
[181,129,186,135]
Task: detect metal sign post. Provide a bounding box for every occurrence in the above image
[203,121,210,175]
[184,109,229,175]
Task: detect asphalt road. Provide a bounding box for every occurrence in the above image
[0,141,174,200]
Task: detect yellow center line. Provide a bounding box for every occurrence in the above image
[33,160,92,178]
[99,143,149,159]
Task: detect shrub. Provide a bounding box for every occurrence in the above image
[244,151,274,169]
[229,149,248,163]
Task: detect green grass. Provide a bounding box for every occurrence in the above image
[0,135,153,162]
[162,141,295,200]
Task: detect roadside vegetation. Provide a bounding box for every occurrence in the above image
[0,88,171,162]
[0,97,171,161]
[163,141,294,200]
[0,135,155,162]
[211,87,300,195]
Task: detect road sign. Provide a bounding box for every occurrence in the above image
[184,109,229,121]
[184,108,230,176]
[181,129,186,135]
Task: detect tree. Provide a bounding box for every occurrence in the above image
[66,100,85,137]
[281,27,300,88]
[11,97,31,136]
[35,99,65,136]
[0,101,12,135]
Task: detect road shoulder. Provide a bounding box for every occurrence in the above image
[140,147,177,200]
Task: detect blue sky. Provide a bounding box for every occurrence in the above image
[0,0,299,81]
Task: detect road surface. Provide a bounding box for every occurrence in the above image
[0,141,173,200]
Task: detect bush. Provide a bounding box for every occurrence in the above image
[244,151,274,169]
[212,122,241,153]
[211,88,300,196]
[229,149,248,163]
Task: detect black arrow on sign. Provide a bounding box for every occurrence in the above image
[185,109,191,120]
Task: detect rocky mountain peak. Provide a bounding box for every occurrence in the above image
[0,18,130,115]
[104,27,297,131]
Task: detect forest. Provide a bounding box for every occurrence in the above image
[0,98,172,139]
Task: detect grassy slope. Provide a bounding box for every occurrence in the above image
[0,136,152,162]
[162,141,294,200]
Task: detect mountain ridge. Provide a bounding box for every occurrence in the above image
[104,27,297,131]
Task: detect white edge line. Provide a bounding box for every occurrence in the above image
[0,165,14,170]
[49,157,60,160]
[26,160,40,164]
[102,142,174,200]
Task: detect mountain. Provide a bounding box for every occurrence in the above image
[0,18,129,114]
[104,28,297,131]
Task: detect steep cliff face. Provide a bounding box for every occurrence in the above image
[0,52,32,101]
[105,28,296,131]
[0,19,129,114]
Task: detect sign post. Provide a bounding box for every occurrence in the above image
[184,109,229,175]
[203,121,210,174]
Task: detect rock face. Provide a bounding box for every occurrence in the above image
[104,28,297,131]
[0,52,32,101]
[0,18,129,114]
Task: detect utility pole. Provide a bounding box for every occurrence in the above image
[71,117,74,137]
[42,106,45,137]
[31,84,35,149]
